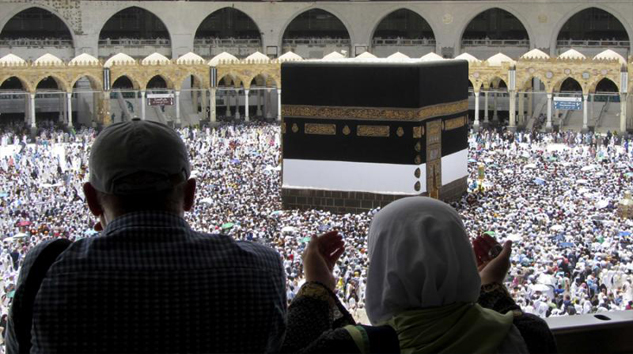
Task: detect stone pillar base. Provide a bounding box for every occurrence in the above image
[281,177,467,213]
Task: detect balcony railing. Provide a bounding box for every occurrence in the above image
[372,37,436,46]
[462,38,530,47]
[557,39,630,48]
[282,38,351,46]
[0,38,73,47]
[194,38,261,47]
[98,38,171,46]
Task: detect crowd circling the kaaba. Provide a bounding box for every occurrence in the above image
[0,119,631,343]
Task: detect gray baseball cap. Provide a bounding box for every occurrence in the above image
[89,119,191,195]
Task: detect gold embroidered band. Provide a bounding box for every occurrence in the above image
[282,100,468,122]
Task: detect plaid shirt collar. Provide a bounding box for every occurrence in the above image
[103,210,191,235]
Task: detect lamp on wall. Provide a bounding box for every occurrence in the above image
[622,65,628,94]
[210,67,217,88]
[103,68,111,91]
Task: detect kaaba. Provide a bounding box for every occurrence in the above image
[281,60,469,213]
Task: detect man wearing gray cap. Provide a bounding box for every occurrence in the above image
[6,119,286,353]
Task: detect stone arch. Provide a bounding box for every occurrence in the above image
[0,75,32,92]
[98,6,172,48]
[145,74,173,90]
[554,76,584,94]
[0,5,76,46]
[194,7,262,43]
[34,74,68,92]
[468,77,483,92]
[551,5,632,52]
[111,74,141,90]
[517,73,549,92]
[370,8,436,43]
[178,73,205,90]
[589,76,620,94]
[69,74,103,92]
[217,74,235,87]
[280,8,352,44]
[488,76,508,89]
[250,74,267,88]
[459,6,533,46]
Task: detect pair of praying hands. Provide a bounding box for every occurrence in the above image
[303,231,513,291]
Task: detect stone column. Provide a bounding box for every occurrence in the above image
[200,89,207,117]
[546,93,553,130]
[101,91,111,126]
[140,90,146,120]
[59,94,65,122]
[582,94,589,132]
[29,93,36,128]
[277,88,282,121]
[226,90,232,117]
[66,92,72,128]
[474,91,480,130]
[193,89,199,113]
[484,91,489,123]
[493,91,499,122]
[256,89,263,117]
[590,94,595,124]
[266,89,273,119]
[24,94,29,124]
[621,93,628,133]
[509,90,516,129]
[175,90,181,128]
[518,92,525,126]
[210,88,216,123]
[244,89,250,122]
[234,89,240,120]
[527,89,533,119]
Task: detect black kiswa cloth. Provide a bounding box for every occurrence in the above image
[281,60,469,165]
[281,60,468,108]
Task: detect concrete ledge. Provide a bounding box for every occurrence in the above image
[545,311,633,354]
[282,176,468,213]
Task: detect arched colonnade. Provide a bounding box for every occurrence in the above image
[0,50,631,132]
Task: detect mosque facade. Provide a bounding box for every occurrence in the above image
[0,0,631,133]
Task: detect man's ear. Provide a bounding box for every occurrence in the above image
[83,182,104,217]
[183,178,196,212]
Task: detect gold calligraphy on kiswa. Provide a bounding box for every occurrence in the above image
[304,123,336,136]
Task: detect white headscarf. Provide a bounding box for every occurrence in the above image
[366,197,481,324]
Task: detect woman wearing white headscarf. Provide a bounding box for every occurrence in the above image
[366,197,557,353]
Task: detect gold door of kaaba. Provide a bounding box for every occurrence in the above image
[426,120,442,199]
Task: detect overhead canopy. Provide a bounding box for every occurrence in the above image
[558,49,586,60]
[387,52,410,61]
[245,51,269,62]
[208,52,238,66]
[34,53,64,66]
[142,52,171,65]
[455,53,479,63]
[69,53,99,66]
[355,52,377,59]
[486,53,515,66]
[278,51,302,62]
[322,51,345,60]
[420,52,444,62]
[176,52,205,65]
[521,48,550,60]
[104,53,136,67]
[0,53,26,65]
[593,49,626,65]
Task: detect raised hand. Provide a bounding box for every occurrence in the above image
[302,231,345,291]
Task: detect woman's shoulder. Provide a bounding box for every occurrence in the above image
[512,313,558,354]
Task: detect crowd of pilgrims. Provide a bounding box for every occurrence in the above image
[0,119,632,333]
